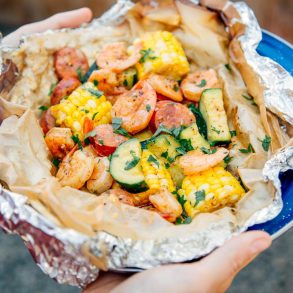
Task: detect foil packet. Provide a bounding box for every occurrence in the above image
[0,0,292,288]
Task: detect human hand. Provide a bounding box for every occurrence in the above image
[84,231,271,293]
[2,8,93,47]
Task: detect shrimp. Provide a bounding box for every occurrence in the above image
[56,148,95,189]
[89,69,127,96]
[87,157,113,194]
[149,189,182,223]
[147,74,183,102]
[45,127,75,159]
[96,42,142,73]
[111,80,157,134]
[179,147,229,175]
[102,189,135,206]
[181,69,220,102]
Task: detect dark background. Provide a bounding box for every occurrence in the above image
[0,0,292,292]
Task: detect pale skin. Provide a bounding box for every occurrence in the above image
[3,9,272,293]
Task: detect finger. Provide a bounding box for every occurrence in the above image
[83,272,128,293]
[2,8,93,46]
[197,231,272,292]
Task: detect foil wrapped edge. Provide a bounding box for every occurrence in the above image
[0,0,292,287]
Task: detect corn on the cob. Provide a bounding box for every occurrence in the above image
[178,166,245,217]
[50,82,112,137]
[134,31,189,79]
[141,149,175,193]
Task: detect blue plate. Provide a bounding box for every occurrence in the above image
[248,30,293,238]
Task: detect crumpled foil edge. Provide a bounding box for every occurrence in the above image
[0,0,292,288]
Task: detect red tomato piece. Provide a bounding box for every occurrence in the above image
[54,47,89,79]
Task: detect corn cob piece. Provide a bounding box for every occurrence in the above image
[134,31,189,79]
[178,166,245,217]
[50,82,112,137]
[141,149,175,193]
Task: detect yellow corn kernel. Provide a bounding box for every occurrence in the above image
[141,149,175,192]
[50,82,112,137]
[135,31,189,79]
[179,167,245,216]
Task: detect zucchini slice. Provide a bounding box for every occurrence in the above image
[146,134,181,164]
[110,139,147,192]
[199,88,231,144]
[179,122,210,150]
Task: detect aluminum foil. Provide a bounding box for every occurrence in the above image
[0,0,292,288]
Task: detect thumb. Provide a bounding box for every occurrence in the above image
[198,231,272,292]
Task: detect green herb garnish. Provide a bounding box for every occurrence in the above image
[86,87,104,98]
[146,104,151,112]
[76,67,84,83]
[147,154,159,167]
[114,128,132,138]
[48,82,57,96]
[200,147,217,154]
[38,105,48,111]
[93,79,99,86]
[230,130,237,137]
[98,139,104,145]
[239,143,255,153]
[71,134,83,150]
[123,79,128,87]
[173,84,179,92]
[112,117,123,130]
[187,103,207,138]
[223,155,233,165]
[259,135,271,152]
[92,112,98,120]
[165,162,170,169]
[225,63,232,71]
[197,79,207,88]
[52,158,60,168]
[124,150,140,170]
[176,146,186,155]
[178,138,194,152]
[140,48,157,63]
[194,190,205,206]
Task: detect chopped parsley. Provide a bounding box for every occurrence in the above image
[86,87,104,98]
[92,112,98,120]
[123,79,128,87]
[38,105,48,111]
[242,93,257,106]
[112,118,132,138]
[147,154,159,167]
[197,79,207,88]
[223,155,233,165]
[164,162,170,169]
[140,48,157,63]
[176,216,192,225]
[124,150,140,170]
[211,126,221,134]
[161,151,169,159]
[71,134,83,150]
[225,63,232,71]
[194,190,205,206]
[76,67,84,82]
[259,135,271,152]
[239,143,255,153]
[175,146,186,155]
[112,117,123,130]
[98,139,104,145]
[48,82,57,96]
[84,129,97,140]
[81,109,89,114]
[173,84,179,92]
[52,158,60,168]
[179,139,194,152]
[230,130,237,137]
[146,104,151,112]
[93,79,99,86]
[114,128,132,138]
[200,147,217,154]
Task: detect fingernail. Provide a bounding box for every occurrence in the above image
[251,237,271,255]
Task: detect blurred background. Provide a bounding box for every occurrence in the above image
[0,0,292,292]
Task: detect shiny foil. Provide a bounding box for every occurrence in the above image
[0,0,293,288]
